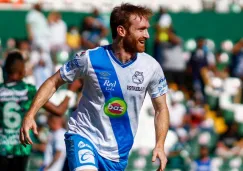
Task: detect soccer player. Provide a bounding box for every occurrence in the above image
[41,114,67,171]
[0,51,79,171]
[20,3,169,171]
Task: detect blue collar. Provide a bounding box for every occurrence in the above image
[107,45,137,68]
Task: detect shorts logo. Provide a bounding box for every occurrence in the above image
[78,141,85,148]
[104,97,127,118]
[78,148,95,164]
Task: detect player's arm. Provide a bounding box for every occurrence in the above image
[27,70,65,116]
[20,70,65,145]
[20,51,87,145]
[44,100,69,116]
[26,24,33,42]
[151,94,169,171]
[147,61,169,171]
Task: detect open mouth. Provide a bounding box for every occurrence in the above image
[138,40,145,45]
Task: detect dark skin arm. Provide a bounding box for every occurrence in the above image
[20,72,81,145]
[232,39,243,55]
[43,79,82,116]
[26,24,33,42]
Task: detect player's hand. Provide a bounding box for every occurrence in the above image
[152,147,167,171]
[19,115,38,146]
[68,79,82,92]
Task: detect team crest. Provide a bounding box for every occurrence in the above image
[132,71,144,85]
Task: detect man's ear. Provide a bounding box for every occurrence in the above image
[117,25,126,37]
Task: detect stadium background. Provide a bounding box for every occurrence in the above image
[1,0,243,170]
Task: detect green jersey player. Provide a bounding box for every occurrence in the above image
[0,51,80,171]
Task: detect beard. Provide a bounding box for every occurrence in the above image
[123,33,145,53]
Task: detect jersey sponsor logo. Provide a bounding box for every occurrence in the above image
[103,80,116,91]
[0,88,28,102]
[104,97,127,117]
[132,71,144,85]
[0,134,20,145]
[99,71,111,80]
[127,85,145,91]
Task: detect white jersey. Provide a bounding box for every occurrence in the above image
[60,45,168,161]
[43,128,66,171]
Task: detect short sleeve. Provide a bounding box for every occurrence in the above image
[54,130,66,151]
[60,51,88,83]
[148,62,168,98]
[26,12,34,24]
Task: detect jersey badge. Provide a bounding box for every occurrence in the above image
[132,71,144,85]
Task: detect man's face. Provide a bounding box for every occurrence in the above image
[48,117,55,130]
[123,15,150,53]
[197,39,205,49]
[200,147,209,158]
[10,61,25,82]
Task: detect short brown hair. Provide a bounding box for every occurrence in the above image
[110,3,152,39]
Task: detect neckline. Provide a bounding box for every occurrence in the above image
[5,81,20,87]
[107,45,137,68]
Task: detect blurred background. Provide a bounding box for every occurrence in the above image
[1,0,243,171]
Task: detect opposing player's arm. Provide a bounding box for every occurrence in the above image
[151,94,169,171]
[43,79,82,116]
[20,70,65,145]
[27,70,65,117]
[43,98,69,116]
[20,52,87,145]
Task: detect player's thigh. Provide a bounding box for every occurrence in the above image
[65,133,98,171]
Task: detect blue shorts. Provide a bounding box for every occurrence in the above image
[64,133,128,171]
